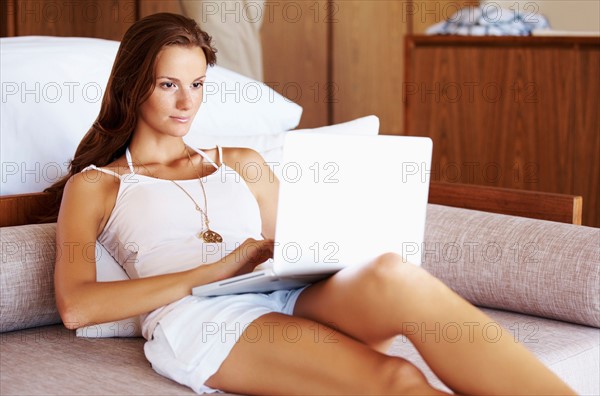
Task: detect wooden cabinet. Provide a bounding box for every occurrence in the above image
[405,36,600,227]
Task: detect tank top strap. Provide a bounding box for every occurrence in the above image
[188,145,220,170]
[125,147,136,173]
[81,165,121,178]
[217,145,223,167]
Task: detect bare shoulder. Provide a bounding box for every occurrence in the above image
[221,146,278,195]
[60,168,121,235]
[221,147,274,181]
[221,146,264,166]
[65,167,120,196]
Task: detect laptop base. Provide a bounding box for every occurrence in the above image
[192,271,331,297]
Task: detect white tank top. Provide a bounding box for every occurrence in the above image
[81,145,263,338]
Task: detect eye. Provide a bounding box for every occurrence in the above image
[192,81,204,88]
[160,81,176,89]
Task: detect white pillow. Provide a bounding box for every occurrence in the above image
[193,115,380,163]
[189,132,287,157]
[1,37,117,196]
[75,243,142,338]
[292,115,380,136]
[0,36,302,195]
[191,66,302,137]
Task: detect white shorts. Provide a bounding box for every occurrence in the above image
[144,287,308,394]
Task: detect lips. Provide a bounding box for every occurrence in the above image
[170,116,190,123]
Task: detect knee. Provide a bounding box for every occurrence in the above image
[365,252,428,288]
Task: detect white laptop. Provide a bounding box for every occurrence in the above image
[192,133,432,297]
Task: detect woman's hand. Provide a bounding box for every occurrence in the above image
[182,238,274,294]
[227,238,275,277]
[204,238,275,286]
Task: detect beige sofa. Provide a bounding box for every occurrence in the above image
[1,203,598,395]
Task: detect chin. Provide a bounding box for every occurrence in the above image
[165,126,193,138]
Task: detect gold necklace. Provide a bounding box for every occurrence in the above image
[180,146,223,243]
[131,145,223,243]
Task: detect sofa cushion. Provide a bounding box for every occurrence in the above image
[423,204,600,328]
[0,325,198,395]
[0,223,61,332]
[1,310,598,395]
[3,204,598,333]
[0,223,142,336]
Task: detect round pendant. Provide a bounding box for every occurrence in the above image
[198,229,223,243]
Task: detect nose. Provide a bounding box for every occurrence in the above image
[176,88,193,111]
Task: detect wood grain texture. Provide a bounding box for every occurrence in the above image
[574,46,600,227]
[429,182,582,225]
[1,0,16,36]
[0,192,54,227]
[405,36,600,227]
[2,182,582,228]
[328,0,477,134]
[12,0,135,40]
[406,38,573,192]
[261,0,329,129]
[332,0,406,134]
[406,35,600,47]
[137,0,182,18]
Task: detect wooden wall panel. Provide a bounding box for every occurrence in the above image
[138,0,182,18]
[574,46,600,226]
[1,0,16,36]
[328,0,478,134]
[12,0,135,40]
[5,0,596,225]
[261,0,329,129]
[332,0,407,134]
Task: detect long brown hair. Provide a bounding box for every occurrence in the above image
[43,13,217,221]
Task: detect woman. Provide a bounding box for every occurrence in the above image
[49,13,574,395]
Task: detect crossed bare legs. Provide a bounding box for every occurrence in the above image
[206,253,575,395]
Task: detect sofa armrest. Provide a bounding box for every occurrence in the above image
[429,182,582,225]
[423,204,599,327]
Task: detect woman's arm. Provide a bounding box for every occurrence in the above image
[54,171,267,330]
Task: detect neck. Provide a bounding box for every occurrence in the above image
[128,134,187,166]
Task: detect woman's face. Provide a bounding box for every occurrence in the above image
[137,45,208,139]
